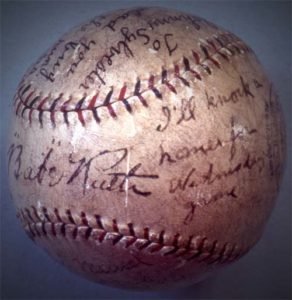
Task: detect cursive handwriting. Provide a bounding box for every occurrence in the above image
[74,251,153,275]
[67,148,158,196]
[147,14,202,31]
[169,153,265,194]
[205,76,263,110]
[183,186,237,225]
[7,144,23,180]
[77,259,139,275]
[80,15,106,32]
[156,96,196,132]
[26,39,65,77]
[40,39,96,82]
[23,148,64,187]
[103,8,145,32]
[102,9,201,32]
[264,84,284,181]
[80,26,178,89]
[159,118,257,166]
[8,142,158,198]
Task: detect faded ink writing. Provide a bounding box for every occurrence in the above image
[40,39,96,82]
[169,153,265,194]
[80,26,178,89]
[183,186,237,225]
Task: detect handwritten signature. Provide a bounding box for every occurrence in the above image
[7,144,159,197]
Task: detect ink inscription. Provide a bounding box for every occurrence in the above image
[156,96,196,132]
[159,118,257,166]
[169,153,264,195]
[80,26,178,89]
[8,142,158,198]
[40,39,96,82]
[205,76,263,110]
[102,9,202,32]
[183,186,237,225]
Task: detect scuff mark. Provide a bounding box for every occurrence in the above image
[124,148,130,208]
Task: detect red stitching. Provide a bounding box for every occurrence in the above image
[200,43,221,69]
[60,96,72,126]
[197,240,217,262]
[104,89,117,118]
[192,50,200,64]
[19,90,34,117]
[23,91,34,106]
[20,84,31,96]
[54,207,63,222]
[75,96,86,126]
[174,64,190,87]
[117,85,132,112]
[37,96,49,127]
[15,99,23,115]
[148,75,162,99]
[148,75,155,89]
[80,211,89,226]
[28,96,40,124]
[162,69,177,94]
[17,206,248,265]
[206,38,217,51]
[95,214,104,230]
[88,93,101,123]
[144,227,150,240]
[66,209,76,224]
[15,33,249,127]
[112,219,119,233]
[118,85,127,101]
[128,223,135,236]
[183,56,202,80]
[50,94,63,127]
[135,79,149,106]
[88,92,98,108]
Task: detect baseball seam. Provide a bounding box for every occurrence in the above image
[18,206,248,265]
[14,32,250,127]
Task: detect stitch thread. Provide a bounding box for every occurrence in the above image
[17,206,249,265]
[14,32,250,127]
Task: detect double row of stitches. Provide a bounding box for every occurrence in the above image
[14,32,250,128]
[18,206,247,265]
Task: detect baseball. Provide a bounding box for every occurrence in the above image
[8,7,285,289]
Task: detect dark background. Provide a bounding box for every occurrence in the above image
[1,1,291,299]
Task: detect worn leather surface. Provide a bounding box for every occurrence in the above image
[7,7,286,289]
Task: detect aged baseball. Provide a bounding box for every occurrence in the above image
[8,7,285,289]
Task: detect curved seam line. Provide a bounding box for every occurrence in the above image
[18,206,248,264]
[14,32,250,126]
